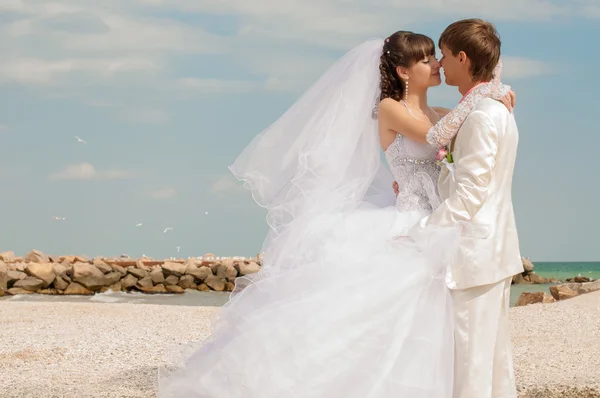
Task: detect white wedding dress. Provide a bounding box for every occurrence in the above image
[158,133,460,398]
[158,38,511,398]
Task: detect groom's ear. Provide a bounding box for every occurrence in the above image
[458,51,469,66]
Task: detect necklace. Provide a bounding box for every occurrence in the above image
[401,99,434,126]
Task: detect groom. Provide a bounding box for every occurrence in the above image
[412,18,524,398]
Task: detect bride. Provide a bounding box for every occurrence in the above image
[159,31,514,397]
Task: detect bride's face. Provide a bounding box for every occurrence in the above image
[406,55,442,89]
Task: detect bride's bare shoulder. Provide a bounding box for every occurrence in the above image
[378,98,409,118]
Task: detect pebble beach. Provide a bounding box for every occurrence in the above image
[1,291,599,398]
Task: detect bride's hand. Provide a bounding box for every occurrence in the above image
[500,90,516,112]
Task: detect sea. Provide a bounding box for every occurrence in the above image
[3,262,599,308]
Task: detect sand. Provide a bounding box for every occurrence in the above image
[1,291,599,397]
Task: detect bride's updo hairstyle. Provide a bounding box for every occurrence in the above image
[379,31,436,101]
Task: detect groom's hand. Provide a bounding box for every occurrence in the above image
[392,181,399,197]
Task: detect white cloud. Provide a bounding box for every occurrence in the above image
[501,57,555,79]
[177,78,262,94]
[49,163,134,180]
[0,0,587,98]
[149,186,177,199]
[0,57,159,86]
[211,174,245,196]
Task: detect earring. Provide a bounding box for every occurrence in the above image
[404,78,409,100]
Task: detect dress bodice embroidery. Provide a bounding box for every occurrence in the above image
[384,134,441,213]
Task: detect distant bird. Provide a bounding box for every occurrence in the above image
[176,246,181,252]
[52,216,67,221]
[74,135,87,145]
[135,223,143,227]
[163,227,174,234]
[205,211,209,215]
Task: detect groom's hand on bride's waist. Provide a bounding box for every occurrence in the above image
[392,181,399,196]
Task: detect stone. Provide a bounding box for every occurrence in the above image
[121,274,138,289]
[210,262,220,274]
[162,262,186,277]
[25,263,56,288]
[25,250,49,264]
[186,266,211,282]
[0,261,7,296]
[72,263,109,291]
[13,277,45,292]
[236,261,261,276]
[38,288,59,295]
[516,292,546,307]
[164,275,179,286]
[136,276,154,289]
[51,263,68,278]
[64,282,93,295]
[135,259,150,272]
[528,273,548,284]
[166,285,185,294]
[111,264,127,277]
[104,272,122,286]
[543,294,556,304]
[205,274,225,291]
[93,260,113,274]
[573,276,591,283]
[197,283,210,292]
[522,257,534,273]
[149,268,165,284]
[7,287,35,295]
[184,258,202,268]
[177,275,195,289]
[7,270,27,287]
[225,281,235,292]
[128,267,148,279]
[215,263,237,281]
[549,284,579,301]
[53,276,70,291]
[109,282,123,292]
[0,251,16,263]
[137,284,168,294]
[221,258,235,267]
[512,273,532,284]
[577,279,600,295]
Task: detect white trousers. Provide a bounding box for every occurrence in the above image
[451,277,517,398]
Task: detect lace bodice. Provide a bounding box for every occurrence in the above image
[384,134,441,213]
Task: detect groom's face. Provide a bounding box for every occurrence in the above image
[439,45,462,86]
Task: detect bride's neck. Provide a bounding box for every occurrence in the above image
[404,90,428,110]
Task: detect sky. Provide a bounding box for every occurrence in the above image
[0,0,598,262]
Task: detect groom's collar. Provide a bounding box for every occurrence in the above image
[459,81,490,103]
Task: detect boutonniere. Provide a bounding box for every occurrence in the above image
[436,147,454,165]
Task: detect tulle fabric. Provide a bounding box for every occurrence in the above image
[158,207,460,398]
[156,37,469,397]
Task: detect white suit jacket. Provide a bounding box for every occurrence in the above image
[414,98,524,290]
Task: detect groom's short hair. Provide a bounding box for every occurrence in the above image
[439,19,501,82]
